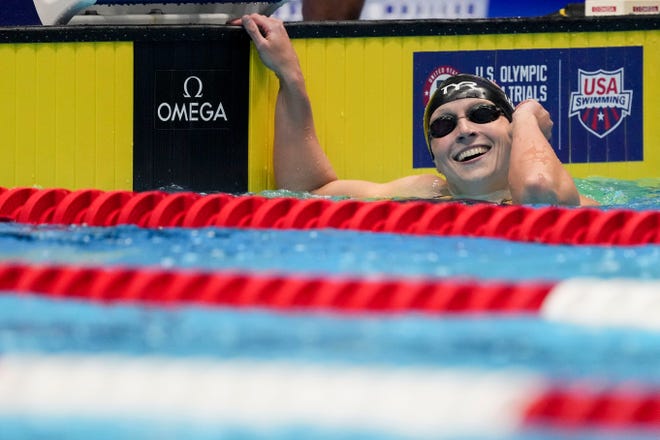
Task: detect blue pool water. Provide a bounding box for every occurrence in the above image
[1,295,659,384]
[0,224,658,281]
[3,418,657,440]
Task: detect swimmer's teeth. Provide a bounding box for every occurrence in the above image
[456,146,489,162]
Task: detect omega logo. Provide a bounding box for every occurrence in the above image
[183,76,204,98]
[157,75,228,123]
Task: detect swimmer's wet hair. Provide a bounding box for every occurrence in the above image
[424,73,515,157]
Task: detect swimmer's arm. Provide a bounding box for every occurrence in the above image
[273,76,338,191]
[311,174,448,199]
[508,100,594,206]
[242,14,337,192]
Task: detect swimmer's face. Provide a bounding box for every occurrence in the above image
[428,98,512,197]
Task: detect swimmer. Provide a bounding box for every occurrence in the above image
[239,14,598,206]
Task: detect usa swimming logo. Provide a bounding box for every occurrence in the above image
[569,68,632,138]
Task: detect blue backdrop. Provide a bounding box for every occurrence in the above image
[488,0,581,17]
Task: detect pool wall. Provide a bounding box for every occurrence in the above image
[0,16,658,193]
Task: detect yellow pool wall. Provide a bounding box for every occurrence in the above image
[0,41,133,191]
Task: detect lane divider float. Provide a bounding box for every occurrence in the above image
[1,262,659,329]
[0,187,658,245]
[0,354,657,432]
[0,262,553,313]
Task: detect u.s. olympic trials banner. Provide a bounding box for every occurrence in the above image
[412,47,643,168]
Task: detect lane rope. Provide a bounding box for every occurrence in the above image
[0,354,657,431]
[0,262,553,313]
[2,262,660,330]
[1,187,658,245]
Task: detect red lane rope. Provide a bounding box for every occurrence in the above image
[0,262,553,313]
[0,187,658,245]
[524,386,660,428]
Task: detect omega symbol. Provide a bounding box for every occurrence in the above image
[183,76,203,98]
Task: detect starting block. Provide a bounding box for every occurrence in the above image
[17,0,286,25]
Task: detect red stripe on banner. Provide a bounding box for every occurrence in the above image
[0,262,553,313]
[0,187,658,245]
[603,107,611,130]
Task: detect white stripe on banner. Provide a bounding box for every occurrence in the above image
[542,278,660,330]
[0,354,543,437]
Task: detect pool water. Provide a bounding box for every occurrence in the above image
[0,177,659,439]
[0,224,659,281]
[0,294,659,439]
[574,177,660,209]
[1,295,658,382]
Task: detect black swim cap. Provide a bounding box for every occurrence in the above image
[423,73,514,156]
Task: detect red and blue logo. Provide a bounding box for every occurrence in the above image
[569,68,633,138]
[422,66,460,106]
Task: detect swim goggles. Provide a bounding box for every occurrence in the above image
[428,103,504,139]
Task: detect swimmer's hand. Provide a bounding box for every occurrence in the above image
[513,99,553,141]
[239,14,302,82]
